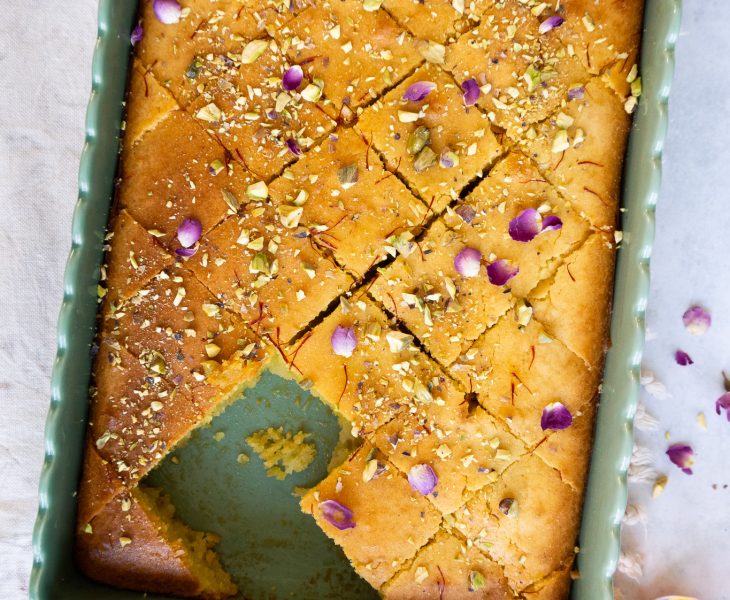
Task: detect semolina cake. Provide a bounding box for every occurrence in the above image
[75,0,644,598]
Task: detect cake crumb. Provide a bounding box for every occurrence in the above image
[246,427,316,480]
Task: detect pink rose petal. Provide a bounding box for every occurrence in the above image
[509,209,563,242]
[715,392,730,422]
[541,402,573,431]
[175,246,198,258]
[331,325,357,357]
[282,65,303,91]
[568,86,585,101]
[177,218,202,248]
[286,138,303,156]
[683,305,711,335]
[487,259,519,286]
[130,23,144,46]
[454,247,482,278]
[319,500,356,530]
[408,464,438,495]
[153,0,182,24]
[508,208,542,242]
[461,78,480,106]
[666,444,694,475]
[538,14,565,34]
[403,81,436,102]
[674,350,694,366]
[541,215,563,231]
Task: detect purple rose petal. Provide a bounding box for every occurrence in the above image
[509,209,563,242]
[666,444,694,475]
[454,247,482,278]
[683,305,711,335]
[487,260,519,286]
[538,15,565,34]
[455,204,476,224]
[331,325,357,357]
[131,23,144,46]
[508,208,542,242]
[286,138,303,156]
[541,215,563,231]
[282,65,304,91]
[176,246,198,258]
[177,218,202,248]
[319,500,356,530]
[674,350,694,366]
[408,464,438,495]
[461,78,480,107]
[153,0,182,24]
[568,86,585,101]
[403,81,436,102]
[541,402,573,431]
[716,392,730,421]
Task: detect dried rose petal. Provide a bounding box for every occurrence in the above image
[175,246,198,258]
[715,392,730,421]
[455,204,476,224]
[403,81,436,102]
[331,326,357,357]
[286,138,303,156]
[674,350,694,366]
[177,218,202,248]
[454,247,482,278]
[541,402,573,430]
[541,215,563,231]
[682,305,711,335]
[319,500,355,530]
[538,14,565,34]
[568,86,585,101]
[461,78,480,106]
[487,259,519,286]
[282,65,303,91]
[508,209,563,242]
[666,444,694,475]
[130,23,144,46]
[153,0,182,24]
[408,464,438,495]
[508,208,542,242]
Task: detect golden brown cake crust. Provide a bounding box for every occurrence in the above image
[76,0,644,597]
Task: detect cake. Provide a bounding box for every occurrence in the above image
[75,0,644,598]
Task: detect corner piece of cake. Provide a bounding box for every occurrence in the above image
[75,0,644,598]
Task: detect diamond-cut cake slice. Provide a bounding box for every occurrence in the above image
[183,35,335,180]
[444,152,591,298]
[118,108,256,251]
[450,306,599,447]
[382,529,513,600]
[520,78,631,230]
[383,0,494,45]
[369,219,515,367]
[100,210,173,307]
[188,200,353,344]
[300,441,442,588]
[357,64,503,211]
[287,298,452,435]
[268,127,427,278]
[444,0,589,142]
[136,0,311,107]
[447,454,581,592]
[274,0,423,119]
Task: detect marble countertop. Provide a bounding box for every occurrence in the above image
[0,1,727,599]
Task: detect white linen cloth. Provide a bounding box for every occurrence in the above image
[0,1,728,599]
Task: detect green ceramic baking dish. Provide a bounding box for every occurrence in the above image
[30,1,682,598]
